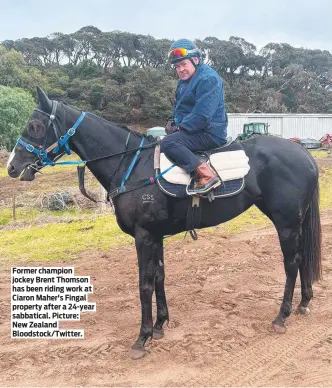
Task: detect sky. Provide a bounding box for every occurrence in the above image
[1,0,332,53]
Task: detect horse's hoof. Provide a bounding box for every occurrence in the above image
[129,347,147,360]
[296,306,310,315]
[153,328,164,340]
[272,322,287,334]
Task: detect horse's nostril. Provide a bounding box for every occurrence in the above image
[7,164,15,174]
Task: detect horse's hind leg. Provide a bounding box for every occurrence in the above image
[273,224,302,333]
[272,183,321,331]
[153,241,169,340]
[296,185,322,315]
[296,261,313,315]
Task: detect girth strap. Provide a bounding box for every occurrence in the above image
[185,196,202,240]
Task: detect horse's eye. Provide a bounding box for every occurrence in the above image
[27,120,45,139]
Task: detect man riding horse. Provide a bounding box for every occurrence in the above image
[161,38,228,195]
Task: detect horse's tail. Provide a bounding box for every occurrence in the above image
[300,182,322,282]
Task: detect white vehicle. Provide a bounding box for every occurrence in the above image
[146,126,166,139]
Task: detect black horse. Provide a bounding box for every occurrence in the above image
[7,87,322,359]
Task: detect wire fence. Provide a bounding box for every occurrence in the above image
[0,162,112,226]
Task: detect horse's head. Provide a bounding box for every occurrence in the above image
[7,87,70,181]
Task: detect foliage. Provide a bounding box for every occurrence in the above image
[0,47,46,92]
[1,27,332,146]
[0,86,35,149]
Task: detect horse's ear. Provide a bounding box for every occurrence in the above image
[36,86,52,112]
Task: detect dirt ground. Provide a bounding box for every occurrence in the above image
[0,212,331,386]
[0,156,331,386]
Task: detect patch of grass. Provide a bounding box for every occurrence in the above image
[0,208,39,226]
[0,215,132,262]
[217,164,332,233]
[0,164,7,177]
[310,150,330,158]
[0,207,96,227]
[320,167,332,210]
[219,206,270,234]
[40,154,85,175]
[164,206,270,244]
[45,209,94,217]
[200,163,332,236]
[0,153,84,177]
[1,158,332,263]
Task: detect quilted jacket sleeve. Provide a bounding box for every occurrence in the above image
[179,76,222,133]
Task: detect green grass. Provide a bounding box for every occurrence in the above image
[1,158,332,263]
[320,167,332,209]
[218,206,270,234]
[215,164,332,234]
[0,208,39,225]
[310,150,331,158]
[44,209,94,217]
[0,165,8,177]
[39,154,85,174]
[0,215,132,262]
[0,153,82,177]
[0,205,270,262]
[0,208,95,226]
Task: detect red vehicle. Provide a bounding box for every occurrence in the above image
[320,133,332,148]
[289,137,301,144]
[289,137,321,149]
[289,133,332,150]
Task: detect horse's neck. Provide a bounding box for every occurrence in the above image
[64,106,148,191]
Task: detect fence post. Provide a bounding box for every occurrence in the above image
[99,184,108,212]
[12,190,16,221]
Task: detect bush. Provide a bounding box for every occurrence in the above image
[0,86,35,149]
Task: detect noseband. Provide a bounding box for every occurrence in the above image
[16,101,86,168]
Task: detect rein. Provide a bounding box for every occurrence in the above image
[17,103,168,202]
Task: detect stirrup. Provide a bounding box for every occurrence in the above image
[187,177,221,195]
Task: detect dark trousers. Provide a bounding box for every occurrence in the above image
[160,130,223,173]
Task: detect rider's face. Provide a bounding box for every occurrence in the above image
[175,58,198,80]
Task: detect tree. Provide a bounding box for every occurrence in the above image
[121,67,176,122]
[0,86,36,150]
[0,47,46,92]
[1,26,332,116]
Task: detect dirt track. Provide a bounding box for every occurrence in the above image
[0,212,331,386]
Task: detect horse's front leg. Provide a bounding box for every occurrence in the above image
[130,226,161,359]
[153,239,169,340]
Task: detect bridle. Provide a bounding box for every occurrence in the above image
[16,102,160,171]
[14,101,172,201]
[16,101,86,171]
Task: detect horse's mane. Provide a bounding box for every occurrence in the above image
[115,123,145,139]
[100,120,155,142]
[62,102,155,142]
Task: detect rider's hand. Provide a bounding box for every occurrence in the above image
[165,120,180,135]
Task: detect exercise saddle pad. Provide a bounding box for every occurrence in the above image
[156,143,250,198]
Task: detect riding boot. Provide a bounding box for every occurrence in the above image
[187,162,221,194]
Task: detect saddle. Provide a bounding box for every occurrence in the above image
[105,137,251,240]
[155,138,250,199]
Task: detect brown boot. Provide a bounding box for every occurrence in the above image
[187,163,221,194]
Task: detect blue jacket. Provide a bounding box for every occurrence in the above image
[173,64,228,144]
